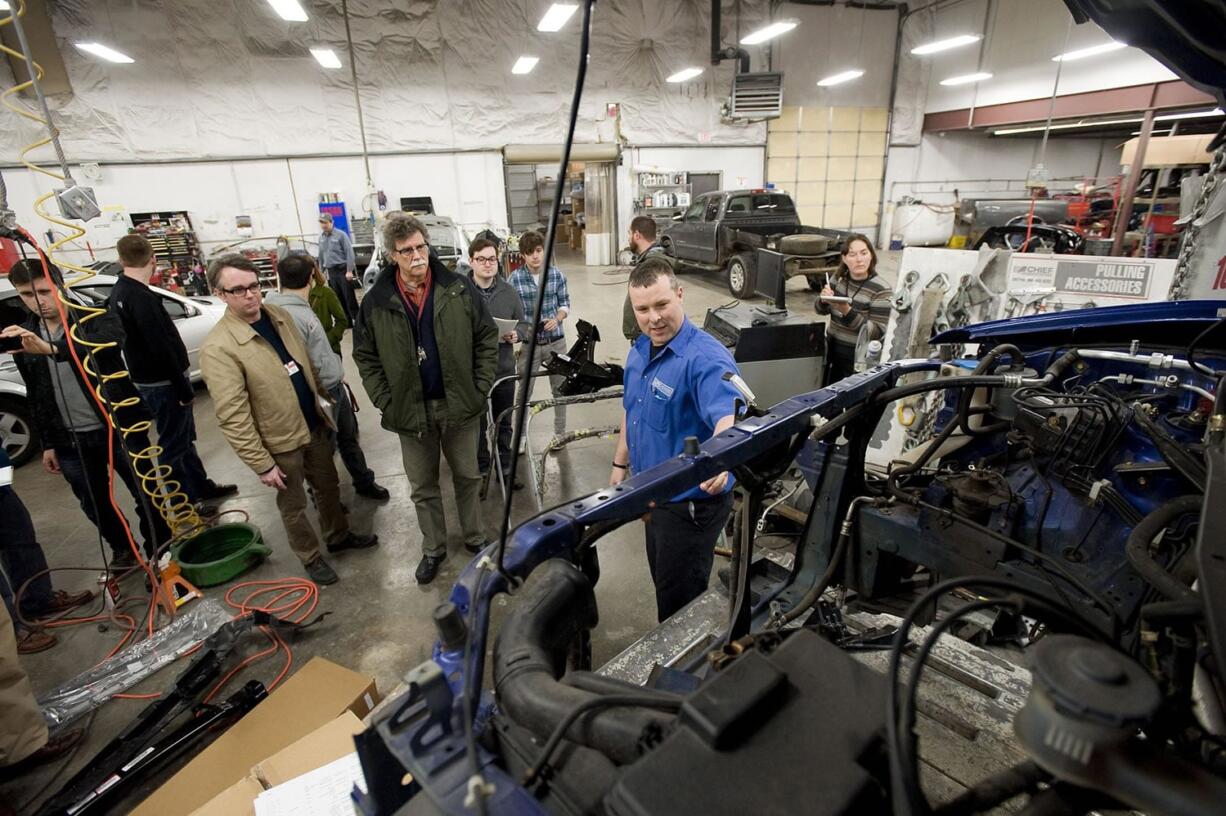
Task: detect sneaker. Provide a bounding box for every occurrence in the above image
[36,589,94,617]
[305,558,339,586]
[326,532,379,554]
[16,627,57,654]
[200,481,239,500]
[195,501,220,520]
[464,539,490,555]
[354,481,390,501]
[415,554,446,585]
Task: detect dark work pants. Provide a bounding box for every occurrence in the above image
[136,382,209,503]
[327,265,359,325]
[644,491,734,622]
[55,428,171,559]
[826,338,857,385]
[329,384,376,488]
[478,379,514,477]
[0,487,53,629]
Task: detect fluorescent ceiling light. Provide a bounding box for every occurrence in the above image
[265,0,308,22]
[740,19,798,45]
[991,109,1223,136]
[1156,107,1224,121]
[74,42,134,64]
[940,72,993,86]
[667,67,704,83]
[538,3,578,32]
[817,69,864,87]
[310,48,342,69]
[512,56,540,75]
[910,34,982,56]
[1053,40,1126,61]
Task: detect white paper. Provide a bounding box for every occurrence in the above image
[494,316,519,336]
[253,753,366,816]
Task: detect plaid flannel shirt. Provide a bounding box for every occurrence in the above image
[509,264,571,344]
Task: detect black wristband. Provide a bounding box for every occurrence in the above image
[611,462,629,470]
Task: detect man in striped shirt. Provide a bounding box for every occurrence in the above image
[815,234,892,383]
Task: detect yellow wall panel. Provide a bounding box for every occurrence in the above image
[798,106,831,131]
[796,131,828,157]
[830,132,859,156]
[853,203,880,227]
[797,158,827,182]
[855,156,884,181]
[798,205,825,226]
[796,182,826,206]
[860,107,889,132]
[767,157,797,183]
[825,203,853,227]
[826,181,854,205]
[767,131,797,157]
[830,107,860,131]
[827,158,856,182]
[858,132,887,157]
[771,106,801,132]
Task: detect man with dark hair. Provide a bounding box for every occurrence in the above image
[201,254,376,586]
[610,257,743,622]
[110,234,235,510]
[354,212,498,584]
[266,254,388,501]
[621,216,674,342]
[316,213,359,324]
[467,237,527,489]
[509,229,572,436]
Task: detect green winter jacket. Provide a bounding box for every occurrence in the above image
[353,257,498,436]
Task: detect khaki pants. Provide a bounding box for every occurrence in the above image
[398,400,484,558]
[0,602,47,766]
[270,427,349,564]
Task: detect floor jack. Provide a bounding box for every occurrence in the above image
[36,611,326,816]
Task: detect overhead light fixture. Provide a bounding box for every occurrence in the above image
[0,2,10,11]
[740,19,798,45]
[310,47,342,69]
[940,72,993,86]
[667,67,704,83]
[74,42,135,64]
[512,56,540,75]
[265,0,308,22]
[817,69,864,87]
[991,109,1223,136]
[1053,40,1126,62]
[910,34,982,56]
[537,3,578,32]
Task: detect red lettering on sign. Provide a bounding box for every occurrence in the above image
[1216,256,1226,290]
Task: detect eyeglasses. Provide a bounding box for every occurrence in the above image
[219,283,262,297]
[393,243,430,258]
[471,255,498,264]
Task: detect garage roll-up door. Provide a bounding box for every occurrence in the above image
[503,143,620,164]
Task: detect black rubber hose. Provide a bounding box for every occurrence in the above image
[561,671,682,704]
[492,559,674,765]
[933,760,1047,816]
[958,343,1024,437]
[1125,496,1202,603]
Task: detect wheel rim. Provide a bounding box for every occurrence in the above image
[729,261,745,293]
[0,411,32,457]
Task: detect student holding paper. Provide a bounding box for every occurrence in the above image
[468,237,528,489]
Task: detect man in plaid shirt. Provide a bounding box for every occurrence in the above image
[509,230,571,435]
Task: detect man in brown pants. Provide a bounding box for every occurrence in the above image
[200,255,377,586]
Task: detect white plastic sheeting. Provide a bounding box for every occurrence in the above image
[3,0,769,163]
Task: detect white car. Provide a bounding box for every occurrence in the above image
[0,272,226,466]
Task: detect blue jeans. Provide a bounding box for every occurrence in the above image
[137,382,209,502]
[0,487,53,630]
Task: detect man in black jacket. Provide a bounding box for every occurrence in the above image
[0,259,170,567]
[110,234,235,507]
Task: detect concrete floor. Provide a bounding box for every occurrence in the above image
[3,246,900,811]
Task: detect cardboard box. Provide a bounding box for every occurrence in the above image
[135,657,378,816]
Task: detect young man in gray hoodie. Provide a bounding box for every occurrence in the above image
[266,254,389,501]
[467,237,528,489]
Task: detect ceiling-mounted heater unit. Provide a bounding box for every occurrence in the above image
[726,71,784,120]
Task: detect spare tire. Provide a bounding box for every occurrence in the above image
[779,234,829,256]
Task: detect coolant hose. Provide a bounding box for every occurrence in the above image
[492,559,674,765]
[1126,496,1202,603]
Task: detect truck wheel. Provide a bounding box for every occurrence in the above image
[780,234,829,256]
[0,396,37,467]
[726,253,756,298]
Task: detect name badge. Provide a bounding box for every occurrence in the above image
[284,360,300,376]
[650,377,674,400]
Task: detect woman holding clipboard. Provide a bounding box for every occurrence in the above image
[815,234,893,383]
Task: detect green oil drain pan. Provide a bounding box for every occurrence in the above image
[171,522,271,587]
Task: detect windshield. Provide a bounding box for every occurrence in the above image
[726,193,796,215]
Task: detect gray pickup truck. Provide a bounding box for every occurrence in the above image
[662,189,850,298]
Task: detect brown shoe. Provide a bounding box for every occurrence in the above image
[1,728,85,777]
[16,627,57,654]
[39,589,95,616]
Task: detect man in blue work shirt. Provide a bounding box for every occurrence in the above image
[316,213,359,325]
[609,256,742,621]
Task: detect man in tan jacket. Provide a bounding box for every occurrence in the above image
[200,255,376,585]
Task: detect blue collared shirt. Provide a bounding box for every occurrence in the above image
[509,264,570,343]
[623,317,742,502]
[318,229,355,271]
